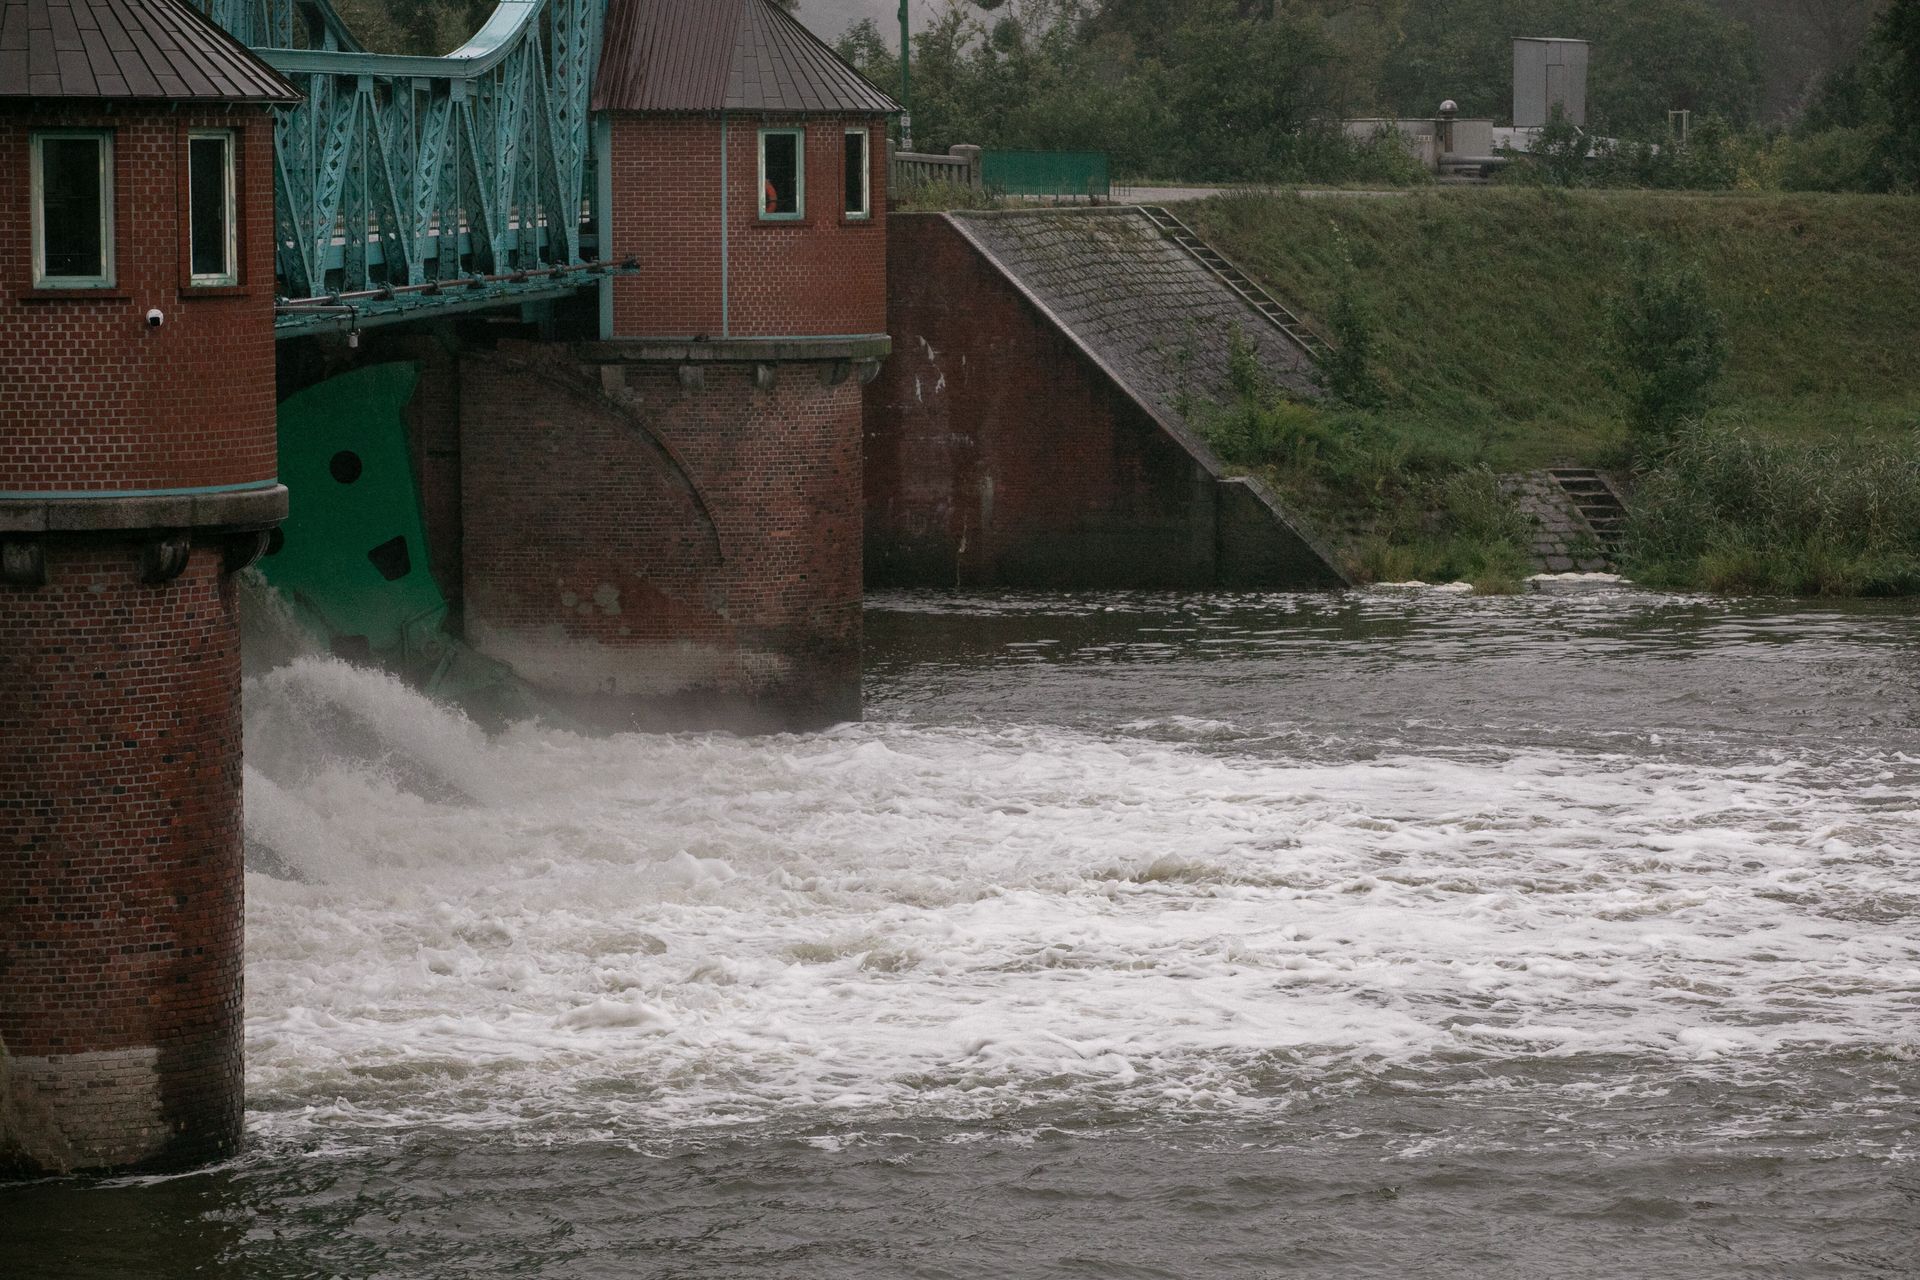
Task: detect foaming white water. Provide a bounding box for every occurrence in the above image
[243,657,1920,1142]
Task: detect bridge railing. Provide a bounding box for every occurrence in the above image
[890,144,981,194]
[888,144,1114,204]
[197,0,602,306]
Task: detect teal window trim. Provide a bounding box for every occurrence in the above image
[187,130,239,287]
[758,127,805,222]
[843,127,871,221]
[30,130,115,289]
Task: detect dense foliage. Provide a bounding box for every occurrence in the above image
[324,0,1914,191]
[840,0,1427,184]
[832,0,1920,191]
[1626,423,1920,595]
[1377,0,1762,136]
[1508,0,1920,193]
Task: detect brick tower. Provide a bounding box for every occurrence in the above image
[0,0,297,1174]
[457,0,897,730]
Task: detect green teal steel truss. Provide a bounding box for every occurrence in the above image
[195,0,605,328]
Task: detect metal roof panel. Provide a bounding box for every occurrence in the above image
[595,0,897,115]
[0,0,298,100]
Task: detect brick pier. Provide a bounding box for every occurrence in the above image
[0,6,294,1174]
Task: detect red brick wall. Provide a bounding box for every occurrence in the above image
[608,113,888,339]
[0,545,244,1170]
[0,106,279,494]
[865,214,1219,588]
[460,344,862,729]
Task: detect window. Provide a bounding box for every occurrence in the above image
[188,131,238,285]
[843,128,870,220]
[759,128,804,220]
[31,131,113,288]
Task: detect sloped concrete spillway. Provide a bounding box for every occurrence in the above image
[866,208,1347,590]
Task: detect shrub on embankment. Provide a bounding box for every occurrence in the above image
[1179,188,1920,594]
[1191,329,1535,591]
[1627,424,1920,596]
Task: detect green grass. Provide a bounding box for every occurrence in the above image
[1186,188,1920,471]
[1185,335,1536,590]
[1171,188,1920,593]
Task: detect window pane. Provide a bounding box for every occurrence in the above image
[190,136,231,279]
[41,137,103,279]
[764,133,799,215]
[844,131,867,216]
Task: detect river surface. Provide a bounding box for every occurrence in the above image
[5,585,1919,1278]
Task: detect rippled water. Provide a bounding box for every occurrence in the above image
[6,585,1919,1278]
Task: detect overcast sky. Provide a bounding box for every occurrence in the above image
[794,0,944,47]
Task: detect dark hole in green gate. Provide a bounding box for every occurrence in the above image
[366,536,411,582]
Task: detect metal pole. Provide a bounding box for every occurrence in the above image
[898,0,912,150]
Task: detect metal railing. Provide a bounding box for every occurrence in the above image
[890,144,1114,204]
[981,149,1110,201]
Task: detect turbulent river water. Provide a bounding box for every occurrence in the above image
[6,584,1920,1277]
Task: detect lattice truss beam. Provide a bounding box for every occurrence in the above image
[196,0,602,301]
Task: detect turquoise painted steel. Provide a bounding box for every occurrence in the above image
[981,149,1111,200]
[194,0,604,321]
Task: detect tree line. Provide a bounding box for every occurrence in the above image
[323,0,1918,191]
[837,0,1920,190]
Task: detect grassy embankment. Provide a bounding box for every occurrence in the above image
[1180,188,1920,593]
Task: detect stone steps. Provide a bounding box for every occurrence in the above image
[1504,468,1630,573]
[1546,468,1629,551]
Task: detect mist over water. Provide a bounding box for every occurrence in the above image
[8,586,1919,1277]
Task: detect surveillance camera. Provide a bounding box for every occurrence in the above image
[145,308,164,328]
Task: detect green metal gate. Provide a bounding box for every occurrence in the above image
[260,362,512,701]
[980,150,1111,200]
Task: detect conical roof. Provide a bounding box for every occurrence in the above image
[0,0,298,101]
[593,0,898,114]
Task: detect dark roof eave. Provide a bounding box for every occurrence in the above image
[0,0,301,103]
[0,90,301,104]
[597,104,896,116]
[593,0,900,115]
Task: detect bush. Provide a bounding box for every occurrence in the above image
[1191,335,1529,592]
[1314,230,1381,408]
[1529,108,1594,187]
[890,179,1006,212]
[1777,125,1893,192]
[1603,241,1727,459]
[1626,422,1920,595]
[1336,126,1436,188]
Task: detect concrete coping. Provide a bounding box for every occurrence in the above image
[574,335,893,365]
[0,484,288,535]
[947,207,1146,220]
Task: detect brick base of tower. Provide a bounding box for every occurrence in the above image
[458,340,873,732]
[0,542,250,1176]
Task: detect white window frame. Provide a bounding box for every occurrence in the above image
[758,127,806,221]
[30,130,114,289]
[187,130,239,287]
[843,127,871,221]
